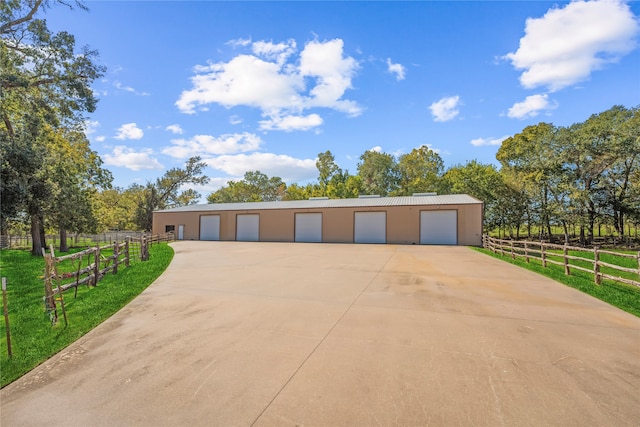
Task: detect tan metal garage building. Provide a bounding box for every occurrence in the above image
[152,194,483,246]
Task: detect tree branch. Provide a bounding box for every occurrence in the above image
[2,113,15,138]
[0,0,45,34]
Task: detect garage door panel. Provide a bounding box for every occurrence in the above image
[237,214,259,241]
[200,215,220,241]
[295,213,322,243]
[421,210,457,245]
[354,212,386,244]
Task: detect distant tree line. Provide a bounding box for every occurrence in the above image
[1,2,638,255]
[206,105,639,245]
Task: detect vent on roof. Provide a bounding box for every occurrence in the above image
[358,195,381,198]
[413,192,437,196]
[309,197,329,200]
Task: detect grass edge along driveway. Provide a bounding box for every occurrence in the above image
[0,243,174,387]
[473,247,640,317]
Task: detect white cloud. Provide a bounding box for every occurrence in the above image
[204,152,317,182]
[507,94,558,119]
[227,37,252,48]
[113,80,150,96]
[103,146,163,171]
[369,146,382,153]
[429,96,462,122]
[95,136,106,142]
[176,38,361,127]
[470,135,510,147]
[115,123,144,140]
[259,113,323,132]
[299,39,362,116]
[386,58,406,81]
[162,133,263,158]
[166,124,184,134]
[178,54,304,114]
[504,0,639,91]
[252,39,297,65]
[229,115,243,125]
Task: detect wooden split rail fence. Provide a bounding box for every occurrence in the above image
[42,232,174,325]
[483,235,640,288]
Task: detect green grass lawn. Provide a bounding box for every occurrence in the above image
[0,243,174,387]
[474,247,640,317]
[546,248,639,284]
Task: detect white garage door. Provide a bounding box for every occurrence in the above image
[354,212,386,244]
[200,215,220,241]
[236,214,259,241]
[295,213,322,243]
[420,210,457,245]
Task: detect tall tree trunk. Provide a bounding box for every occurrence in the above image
[543,184,553,241]
[562,221,569,245]
[39,220,46,251]
[30,213,43,256]
[59,227,68,252]
[617,212,624,238]
[587,202,596,245]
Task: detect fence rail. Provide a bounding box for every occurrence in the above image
[482,235,640,288]
[0,231,147,249]
[42,232,174,325]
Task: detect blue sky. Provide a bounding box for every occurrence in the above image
[46,0,639,197]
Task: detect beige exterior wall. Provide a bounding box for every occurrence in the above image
[152,203,483,246]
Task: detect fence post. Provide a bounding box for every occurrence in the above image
[113,241,119,275]
[48,245,67,327]
[125,238,130,268]
[510,240,515,260]
[2,277,12,358]
[43,252,58,324]
[563,244,570,275]
[594,246,601,285]
[524,241,529,263]
[541,243,547,268]
[93,246,100,286]
[141,236,148,261]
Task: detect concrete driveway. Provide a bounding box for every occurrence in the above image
[2,242,639,426]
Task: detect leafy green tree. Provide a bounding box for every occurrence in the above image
[395,145,444,195]
[1,0,105,254]
[497,123,564,239]
[45,126,112,250]
[442,160,514,234]
[562,106,637,244]
[283,183,311,201]
[357,150,399,196]
[92,187,138,232]
[597,106,639,239]
[316,150,342,189]
[135,157,209,231]
[207,170,284,204]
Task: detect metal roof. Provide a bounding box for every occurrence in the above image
[155,194,482,213]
